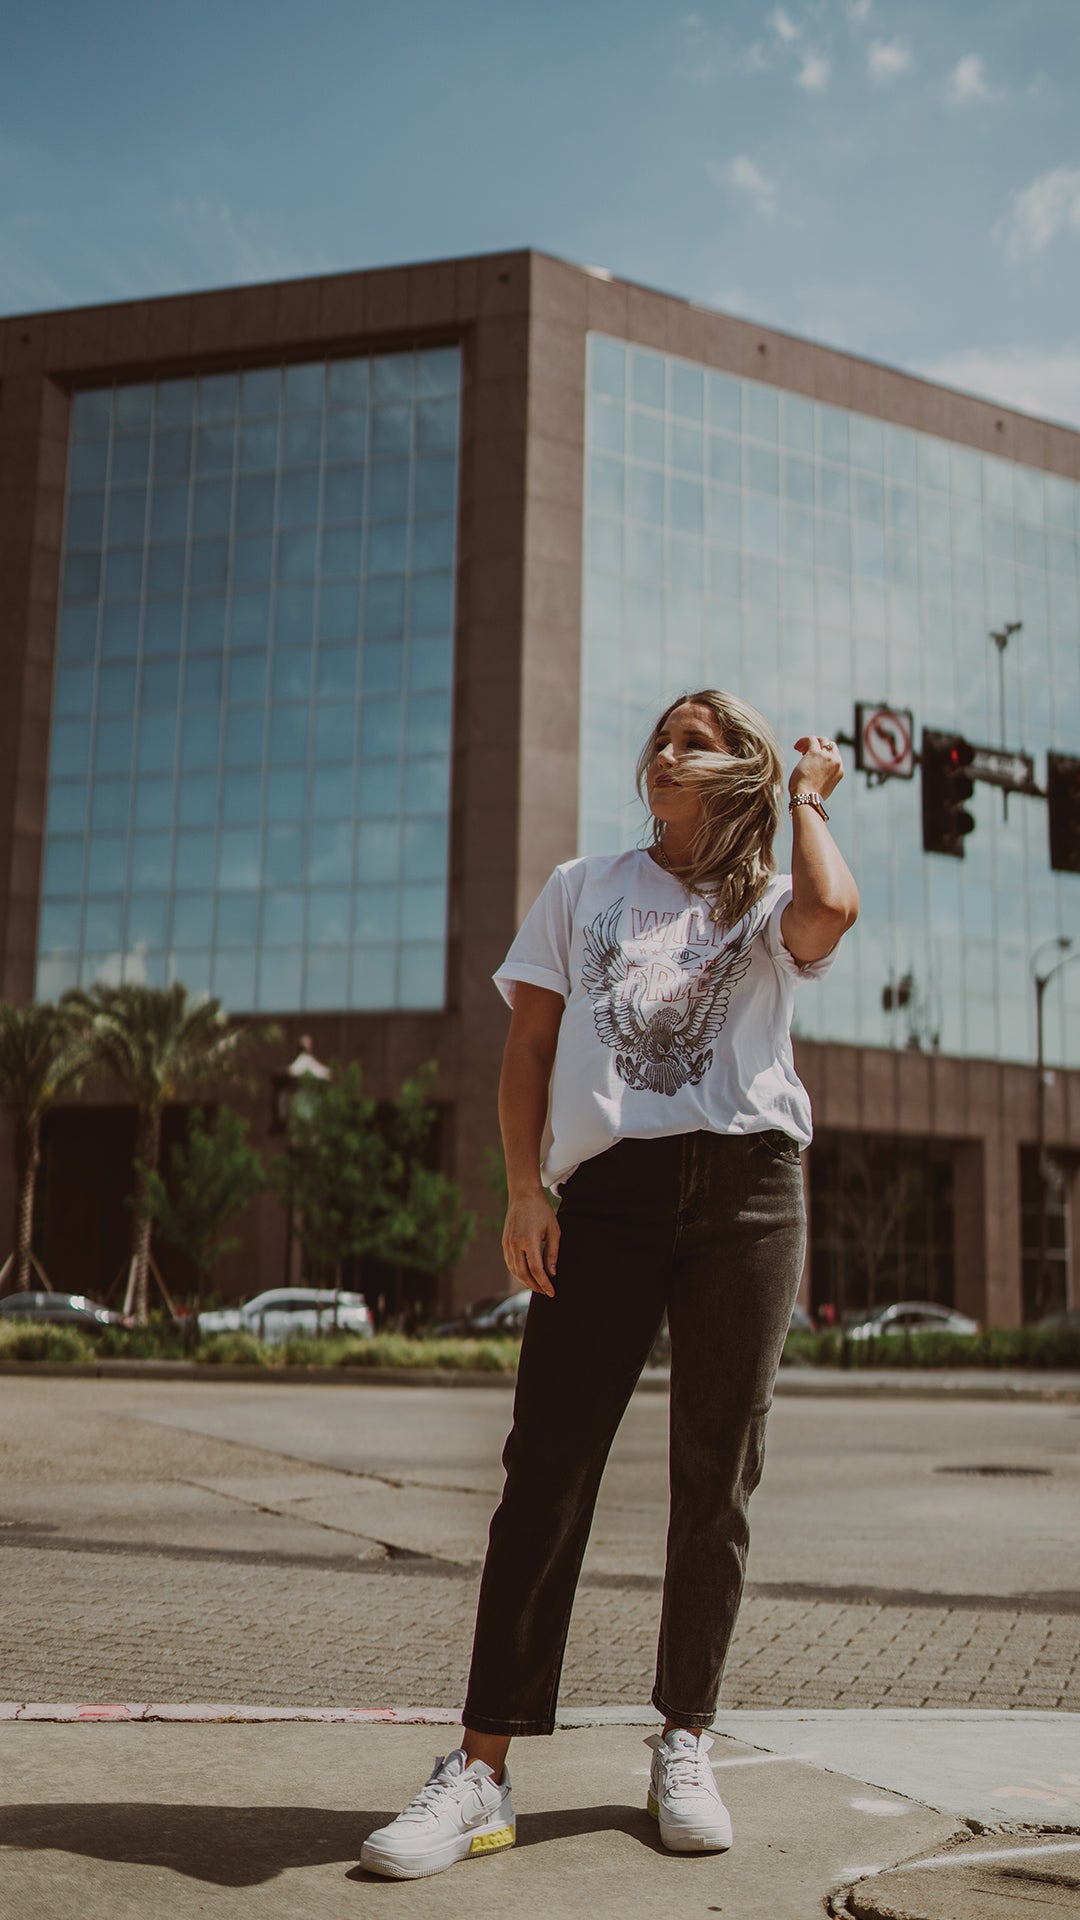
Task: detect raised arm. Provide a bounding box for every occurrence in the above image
[499,981,565,1296]
[781,734,859,967]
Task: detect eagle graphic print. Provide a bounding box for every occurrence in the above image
[580,897,764,1096]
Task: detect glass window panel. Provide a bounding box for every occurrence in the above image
[212,951,257,1009]
[669,421,703,474]
[410,462,457,528]
[408,637,452,691]
[139,659,179,709]
[360,695,403,759]
[217,827,261,889]
[818,407,849,463]
[264,823,305,883]
[72,390,113,439]
[196,424,236,474]
[240,368,281,418]
[278,467,320,526]
[368,462,409,519]
[744,384,778,442]
[111,436,150,487]
[172,894,214,947]
[59,604,99,662]
[85,898,125,949]
[268,705,310,764]
[66,492,106,548]
[588,457,625,517]
[180,710,220,772]
[357,762,401,817]
[410,571,454,633]
[149,485,189,543]
[367,520,408,574]
[322,414,365,466]
[351,944,396,1010]
[147,556,186,609]
[192,477,232,538]
[403,755,450,815]
[746,446,779,495]
[631,410,665,464]
[398,942,444,1009]
[56,667,95,720]
[328,358,369,406]
[189,539,228,592]
[318,580,360,643]
[103,549,143,600]
[315,645,358,698]
[230,590,271,649]
[855,478,884,523]
[781,393,814,452]
[373,352,415,402]
[134,779,174,829]
[819,467,849,517]
[628,348,664,410]
[265,768,306,821]
[262,890,305,946]
[401,816,447,881]
[416,347,459,398]
[40,899,83,951]
[53,718,93,780]
[321,525,364,576]
[221,771,263,824]
[42,838,85,896]
[236,473,276,531]
[127,895,169,948]
[354,884,398,942]
[355,820,400,884]
[154,430,192,483]
[591,337,626,400]
[782,455,814,506]
[94,664,134,718]
[170,830,214,892]
[818,517,851,573]
[90,779,130,832]
[156,380,196,429]
[271,648,312,702]
[400,881,447,944]
[307,888,350,944]
[668,479,704,537]
[629,467,664,525]
[323,463,365,521]
[86,835,127,893]
[404,691,451,757]
[235,533,272,585]
[590,399,624,456]
[95,716,134,775]
[365,574,406,637]
[216,893,259,946]
[224,707,266,767]
[228,653,268,705]
[258,950,304,1010]
[283,363,325,413]
[63,552,102,600]
[372,404,412,455]
[130,831,171,891]
[273,584,316,644]
[670,362,704,421]
[184,656,222,706]
[745,496,779,556]
[305,949,349,1008]
[136,714,176,771]
[198,373,238,422]
[313,705,355,765]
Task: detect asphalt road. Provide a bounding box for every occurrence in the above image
[1,1377,1077,1712]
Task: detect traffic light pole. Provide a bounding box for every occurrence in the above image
[1033,941,1078,1321]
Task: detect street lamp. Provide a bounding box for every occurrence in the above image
[1032,939,1077,1320]
[271,1036,332,1286]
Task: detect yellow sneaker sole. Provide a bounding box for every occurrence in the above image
[468,1823,516,1856]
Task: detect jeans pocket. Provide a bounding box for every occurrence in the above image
[754,1129,802,1166]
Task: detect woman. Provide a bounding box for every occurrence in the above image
[361,689,858,1880]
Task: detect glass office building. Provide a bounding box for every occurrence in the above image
[37,346,461,1013]
[582,334,1080,1068]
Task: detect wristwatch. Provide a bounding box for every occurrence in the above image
[789,792,829,823]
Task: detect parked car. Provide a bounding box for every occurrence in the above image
[1036,1307,1080,1331]
[846,1300,979,1342]
[0,1291,131,1331]
[788,1303,815,1335]
[197,1287,374,1346]
[432,1290,531,1339]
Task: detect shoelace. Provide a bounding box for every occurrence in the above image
[661,1744,714,1800]
[397,1762,471,1824]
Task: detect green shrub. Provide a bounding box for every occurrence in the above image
[94,1312,189,1360]
[781,1323,1080,1370]
[281,1332,519,1372]
[0,1322,94,1363]
[195,1330,272,1366]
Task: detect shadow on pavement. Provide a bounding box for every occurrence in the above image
[0,1802,663,1886]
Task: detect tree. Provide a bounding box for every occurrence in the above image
[272,1059,474,1289]
[830,1139,917,1319]
[133,1106,266,1283]
[0,1002,91,1294]
[64,983,274,1322]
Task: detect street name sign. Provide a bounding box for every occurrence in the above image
[969,746,1039,795]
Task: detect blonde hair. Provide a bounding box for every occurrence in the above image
[634,689,785,931]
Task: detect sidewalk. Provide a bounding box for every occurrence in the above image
[2,1705,1077,1918]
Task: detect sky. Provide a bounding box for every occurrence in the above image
[4,0,1080,425]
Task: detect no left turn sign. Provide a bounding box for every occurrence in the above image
[856,703,915,779]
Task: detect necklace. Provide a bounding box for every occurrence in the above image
[654,839,722,922]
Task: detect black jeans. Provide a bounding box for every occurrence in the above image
[463,1129,806,1736]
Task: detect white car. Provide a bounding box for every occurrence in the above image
[846,1300,979,1342]
[197,1287,374,1345]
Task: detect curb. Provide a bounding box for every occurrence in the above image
[0,1702,662,1725]
[0,1361,1078,1400]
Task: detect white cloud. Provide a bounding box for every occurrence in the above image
[796,50,830,91]
[914,346,1080,430]
[742,39,771,73]
[947,53,995,104]
[846,0,872,20]
[710,154,779,218]
[997,167,1080,261]
[867,38,912,82]
[770,7,799,43]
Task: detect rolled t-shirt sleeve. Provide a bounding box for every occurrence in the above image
[493,868,573,1007]
[763,883,839,982]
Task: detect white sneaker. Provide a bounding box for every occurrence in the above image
[647,1729,733,1852]
[360,1748,515,1880]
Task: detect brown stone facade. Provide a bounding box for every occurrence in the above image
[2,250,1078,1321]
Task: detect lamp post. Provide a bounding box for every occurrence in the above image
[1032,939,1076,1320]
[271,1036,331,1286]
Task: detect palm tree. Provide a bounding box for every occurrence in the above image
[0,1002,92,1294]
[64,983,273,1323]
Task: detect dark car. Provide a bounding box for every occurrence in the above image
[432,1291,531,1339]
[0,1291,130,1331]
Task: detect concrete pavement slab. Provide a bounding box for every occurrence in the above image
[0,1720,965,1920]
[840,1832,1080,1918]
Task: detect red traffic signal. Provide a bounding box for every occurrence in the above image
[921,730,976,858]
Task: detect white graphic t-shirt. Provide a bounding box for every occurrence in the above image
[494,849,836,1193]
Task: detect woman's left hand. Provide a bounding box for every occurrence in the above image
[790,735,844,801]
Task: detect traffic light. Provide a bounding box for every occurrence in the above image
[921,730,976,858]
[1047,752,1080,873]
